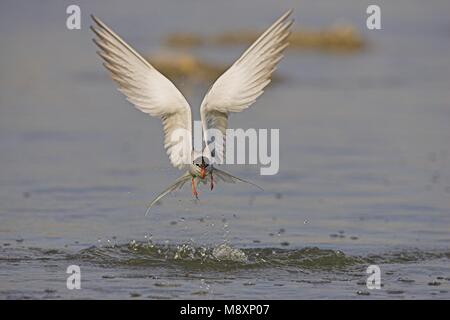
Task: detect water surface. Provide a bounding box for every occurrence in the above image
[0,0,449,299]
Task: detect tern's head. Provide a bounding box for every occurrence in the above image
[192,156,209,178]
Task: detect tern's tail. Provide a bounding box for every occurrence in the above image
[213,167,264,191]
[145,171,191,216]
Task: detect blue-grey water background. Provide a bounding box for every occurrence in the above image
[0,0,449,299]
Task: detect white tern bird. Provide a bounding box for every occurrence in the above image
[90,10,293,213]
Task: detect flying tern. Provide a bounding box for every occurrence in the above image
[90,10,293,213]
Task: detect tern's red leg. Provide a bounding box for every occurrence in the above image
[210,172,214,191]
[191,177,199,199]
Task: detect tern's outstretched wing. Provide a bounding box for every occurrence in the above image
[200,10,293,162]
[145,171,192,215]
[91,15,192,169]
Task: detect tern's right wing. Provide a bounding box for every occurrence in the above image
[213,168,264,191]
[91,15,192,169]
[199,10,293,163]
[145,172,192,215]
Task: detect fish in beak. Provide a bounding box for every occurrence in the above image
[200,166,206,179]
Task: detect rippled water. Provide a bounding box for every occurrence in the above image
[1,0,450,299]
[1,241,449,299]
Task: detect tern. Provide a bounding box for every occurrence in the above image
[91,10,293,213]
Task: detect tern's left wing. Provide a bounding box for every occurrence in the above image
[91,15,193,169]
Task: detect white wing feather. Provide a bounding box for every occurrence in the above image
[200,10,293,161]
[91,15,192,169]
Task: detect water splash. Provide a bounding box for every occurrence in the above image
[212,243,247,263]
[74,241,363,271]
